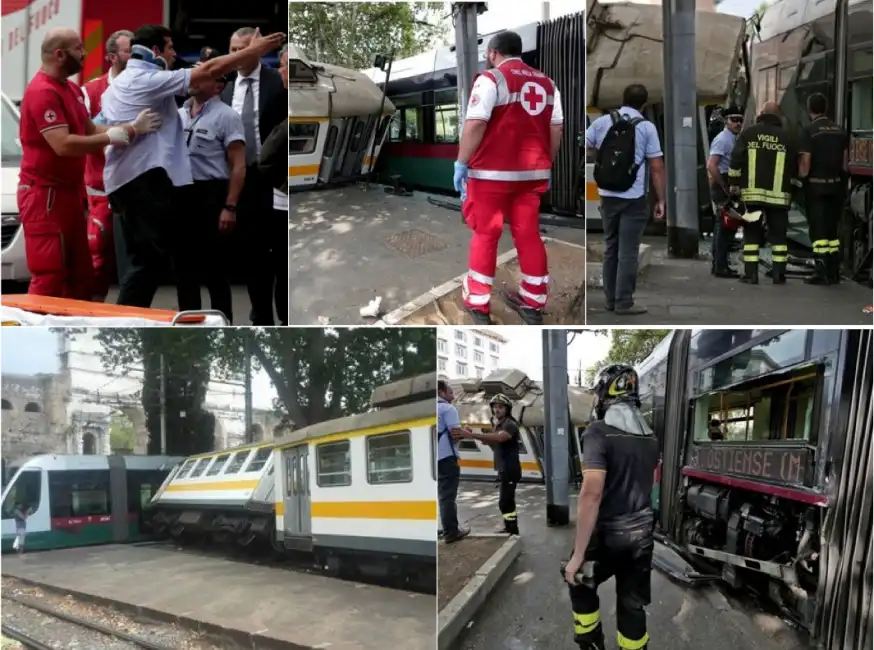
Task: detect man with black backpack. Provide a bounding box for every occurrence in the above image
[586,84,666,315]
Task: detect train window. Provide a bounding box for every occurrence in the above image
[756,65,778,106]
[174,459,196,480]
[48,470,111,518]
[244,446,273,473]
[434,103,459,144]
[457,439,479,451]
[850,77,873,132]
[290,123,319,155]
[696,330,808,393]
[205,454,230,477]
[375,114,391,145]
[317,441,351,487]
[366,431,413,484]
[777,64,796,92]
[693,368,818,442]
[1,470,41,520]
[187,457,210,478]
[431,425,437,480]
[348,122,365,152]
[323,125,339,158]
[849,46,873,79]
[223,450,252,475]
[400,108,421,141]
[126,469,169,512]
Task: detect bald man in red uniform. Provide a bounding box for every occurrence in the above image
[18,28,160,299]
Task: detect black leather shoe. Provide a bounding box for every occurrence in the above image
[501,290,544,325]
[466,307,492,325]
[739,275,759,285]
[713,268,739,278]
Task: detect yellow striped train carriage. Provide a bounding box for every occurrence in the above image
[148,372,436,590]
[450,369,596,483]
[273,372,436,588]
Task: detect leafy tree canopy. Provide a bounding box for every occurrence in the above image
[65,328,435,455]
[584,329,671,384]
[289,1,447,69]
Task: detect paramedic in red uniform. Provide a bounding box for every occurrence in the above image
[454,30,564,325]
[82,29,134,301]
[18,28,160,300]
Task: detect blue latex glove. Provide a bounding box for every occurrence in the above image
[454,161,469,199]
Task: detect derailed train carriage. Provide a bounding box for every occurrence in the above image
[637,329,872,649]
[289,44,396,191]
[148,373,437,590]
[450,369,595,484]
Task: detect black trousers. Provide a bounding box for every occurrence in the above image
[437,456,461,536]
[498,468,520,534]
[238,165,285,325]
[176,180,233,323]
[806,187,843,269]
[741,205,788,280]
[110,168,176,308]
[568,526,653,650]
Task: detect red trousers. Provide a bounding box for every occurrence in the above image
[18,184,93,300]
[86,193,115,299]
[462,178,549,312]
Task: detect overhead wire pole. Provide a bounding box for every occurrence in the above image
[453,2,487,125]
[244,331,253,443]
[159,352,167,455]
[543,329,570,526]
[663,0,699,258]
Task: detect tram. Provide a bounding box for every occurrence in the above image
[362,11,585,219]
[637,329,872,648]
[289,44,396,191]
[746,0,873,280]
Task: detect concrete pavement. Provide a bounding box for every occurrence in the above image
[451,481,807,650]
[586,234,872,325]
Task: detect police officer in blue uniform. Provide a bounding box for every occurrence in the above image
[176,47,247,323]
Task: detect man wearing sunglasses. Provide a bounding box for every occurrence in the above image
[706,106,744,278]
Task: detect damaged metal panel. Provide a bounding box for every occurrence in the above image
[815,329,872,650]
[537,11,584,217]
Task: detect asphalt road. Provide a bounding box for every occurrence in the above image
[452,481,808,650]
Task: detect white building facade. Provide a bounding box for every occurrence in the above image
[437,328,507,379]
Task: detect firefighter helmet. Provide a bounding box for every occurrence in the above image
[489,393,513,413]
[592,364,640,416]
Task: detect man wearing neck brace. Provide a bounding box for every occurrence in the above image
[99,24,284,309]
[17,28,161,301]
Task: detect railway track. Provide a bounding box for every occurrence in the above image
[1,594,177,650]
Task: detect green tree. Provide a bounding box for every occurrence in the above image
[289,2,447,68]
[75,328,435,454]
[108,413,136,451]
[584,329,671,384]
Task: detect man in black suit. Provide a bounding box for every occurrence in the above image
[220,26,287,325]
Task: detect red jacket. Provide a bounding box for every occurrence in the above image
[468,59,555,182]
[82,73,111,191]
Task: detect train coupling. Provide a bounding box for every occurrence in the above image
[651,537,721,587]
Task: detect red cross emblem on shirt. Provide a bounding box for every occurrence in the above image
[520,81,547,116]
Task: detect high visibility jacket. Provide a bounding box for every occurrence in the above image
[82,73,111,193]
[468,59,555,182]
[728,113,797,207]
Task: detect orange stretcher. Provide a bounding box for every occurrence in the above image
[0,294,228,326]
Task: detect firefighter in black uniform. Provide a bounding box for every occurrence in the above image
[563,365,659,650]
[798,92,849,285]
[458,393,521,534]
[728,101,798,284]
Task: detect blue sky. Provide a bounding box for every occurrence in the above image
[1,329,59,376]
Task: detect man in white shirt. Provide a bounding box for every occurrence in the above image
[221,27,287,325]
[100,24,284,309]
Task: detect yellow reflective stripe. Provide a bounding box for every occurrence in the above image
[748,148,757,189]
[743,244,759,251]
[740,189,790,205]
[773,150,785,194]
[618,631,650,650]
[828,239,840,246]
[773,256,788,262]
[812,239,829,254]
[503,512,518,520]
[772,245,788,251]
[728,168,741,178]
[743,255,760,262]
[573,611,601,635]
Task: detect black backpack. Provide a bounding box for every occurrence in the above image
[593,110,644,192]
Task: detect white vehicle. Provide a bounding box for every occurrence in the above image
[0,92,27,285]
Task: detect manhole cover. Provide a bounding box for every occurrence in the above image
[383,229,448,258]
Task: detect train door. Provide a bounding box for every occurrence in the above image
[108,455,129,542]
[318,119,344,184]
[361,115,391,175]
[282,445,312,549]
[289,117,328,190]
[339,116,375,178]
[521,427,546,481]
[1,467,48,551]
